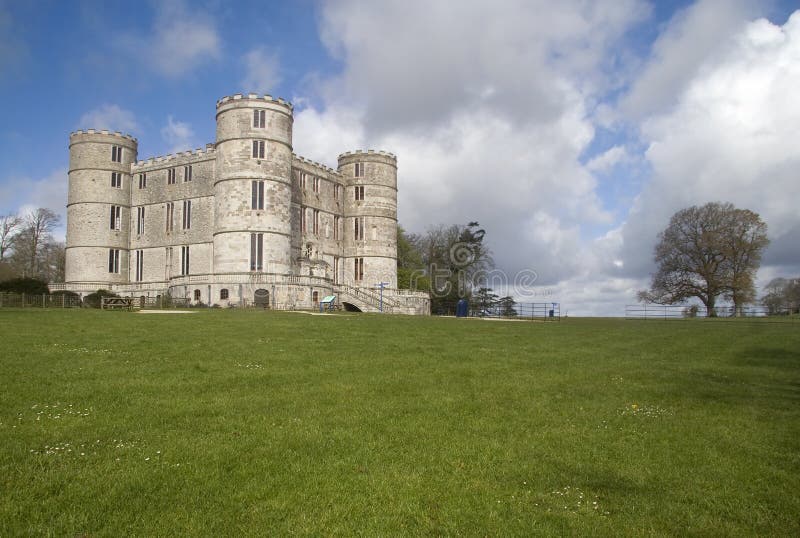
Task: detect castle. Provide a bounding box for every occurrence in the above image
[63,93,430,314]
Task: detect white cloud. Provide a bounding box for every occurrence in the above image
[293,104,364,167]
[586,145,629,173]
[160,116,196,153]
[117,0,220,78]
[622,0,761,119]
[241,47,282,94]
[615,10,800,285]
[77,104,138,133]
[318,0,648,135]
[288,2,800,315]
[294,0,645,297]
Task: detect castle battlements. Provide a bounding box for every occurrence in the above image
[338,149,397,160]
[132,144,217,168]
[70,129,138,143]
[291,154,341,176]
[215,93,293,110]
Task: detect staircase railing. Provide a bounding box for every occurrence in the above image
[335,284,398,312]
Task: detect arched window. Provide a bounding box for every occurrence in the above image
[220,288,229,300]
[312,291,319,304]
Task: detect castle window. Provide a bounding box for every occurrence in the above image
[300,172,307,190]
[251,180,264,210]
[312,291,319,305]
[165,202,174,232]
[182,200,191,230]
[194,289,201,301]
[181,246,190,275]
[354,257,364,281]
[250,233,263,271]
[135,250,143,282]
[372,225,377,241]
[312,176,320,194]
[111,146,122,163]
[253,110,266,128]
[110,205,121,230]
[220,288,229,300]
[165,247,173,275]
[334,184,342,201]
[138,173,147,189]
[167,168,176,185]
[184,165,192,182]
[108,249,120,273]
[300,206,306,234]
[334,216,340,240]
[333,257,339,284]
[136,206,145,235]
[111,172,122,189]
[252,140,265,159]
[312,209,320,235]
[354,217,364,241]
[354,162,364,177]
[354,185,365,201]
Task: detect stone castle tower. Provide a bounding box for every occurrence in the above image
[63,93,429,314]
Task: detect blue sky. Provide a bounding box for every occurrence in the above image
[1,0,798,314]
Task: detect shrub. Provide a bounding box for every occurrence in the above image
[83,289,119,309]
[0,277,49,295]
[51,290,82,306]
[51,290,80,298]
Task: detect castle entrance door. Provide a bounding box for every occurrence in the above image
[254,288,270,309]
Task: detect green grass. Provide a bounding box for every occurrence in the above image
[1,310,798,536]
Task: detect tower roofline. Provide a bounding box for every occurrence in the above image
[216,93,293,110]
[70,129,137,143]
[132,144,216,168]
[338,149,396,160]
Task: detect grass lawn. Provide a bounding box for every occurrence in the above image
[1,309,798,535]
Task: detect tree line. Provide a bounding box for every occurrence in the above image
[0,208,64,283]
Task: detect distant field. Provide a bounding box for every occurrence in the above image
[1,310,798,535]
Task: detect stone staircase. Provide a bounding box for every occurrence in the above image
[334,284,399,313]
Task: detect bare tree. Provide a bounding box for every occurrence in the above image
[40,240,66,283]
[0,214,21,261]
[640,202,768,316]
[12,208,60,278]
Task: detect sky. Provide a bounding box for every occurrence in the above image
[1,0,798,315]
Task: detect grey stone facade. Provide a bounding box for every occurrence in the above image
[63,93,430,315]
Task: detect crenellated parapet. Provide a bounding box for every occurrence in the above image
[291,154,342,177]
[132,144,216,169]
[70,129,138,144]
[338,149,397,160]
[216,93,293,110]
